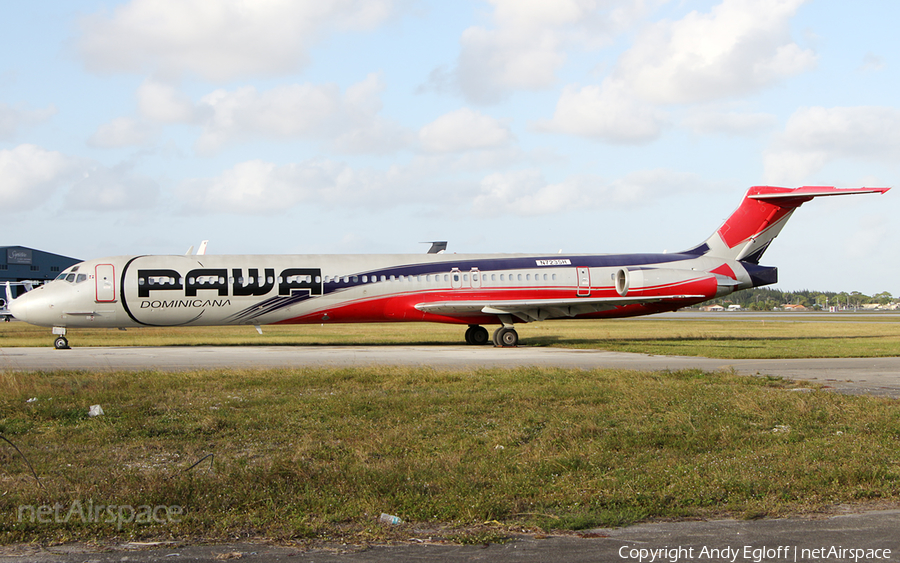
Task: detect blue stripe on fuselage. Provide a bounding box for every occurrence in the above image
[321,253,694,294]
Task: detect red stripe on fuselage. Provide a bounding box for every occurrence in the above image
[275,275,717,325]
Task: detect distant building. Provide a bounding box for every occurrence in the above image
[783,304,808,311]
[1,246,80,299]
[700,304,725,312]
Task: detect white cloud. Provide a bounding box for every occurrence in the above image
[435,0,619,104]
[682,109,777,136]
[540,0,813,143]
[471,168,710,216]
[195,84,341,153]
[0,144,160,212]
[65,164,160,211]
[535,80,665,143]
[192,74,409,154]
[0,145,81,210]
[620,0,815,105]
[472,169,593,216]
[179,159,416,215]
[78,0,402,81]
[0,103,56,140]
[419,108,513,153]
[332,117,415,155]
[88,117,157,148]
[137,79,197,122]
[764,106,900,184]
[859,52,885,73]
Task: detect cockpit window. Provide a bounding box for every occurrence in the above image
[75,274,87,283]
[65,274,77,283]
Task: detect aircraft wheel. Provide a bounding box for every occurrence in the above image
[470,325,489,345]
[54,336,70,350]
[464,326,475,345]
[494,327,518,347]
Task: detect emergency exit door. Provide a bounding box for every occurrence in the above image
[95,264,116,302]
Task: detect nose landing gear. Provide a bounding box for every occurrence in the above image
[52,327,70,350]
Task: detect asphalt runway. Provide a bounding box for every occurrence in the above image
[2,344,900,397]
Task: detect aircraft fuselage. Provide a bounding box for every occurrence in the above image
[11,252,761,330]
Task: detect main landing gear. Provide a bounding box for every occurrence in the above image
[492,326,518,347]
[464,324,519,347]
[464,325,490,345]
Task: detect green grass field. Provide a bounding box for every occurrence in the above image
[1,365,899,545]
[1,316,899,546]
[2,314,900,358]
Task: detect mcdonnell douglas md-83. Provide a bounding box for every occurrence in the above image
[7,185,889,349]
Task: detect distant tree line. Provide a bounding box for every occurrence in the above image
[704,288,895,311]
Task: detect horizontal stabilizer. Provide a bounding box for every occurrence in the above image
[748,186,889,200]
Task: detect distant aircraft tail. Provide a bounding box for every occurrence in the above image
[682,186,889,263]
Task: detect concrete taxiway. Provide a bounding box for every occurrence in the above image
[2,344,900,397]
[3,508,899,562]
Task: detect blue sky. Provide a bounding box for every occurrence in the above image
[1,0,897,294]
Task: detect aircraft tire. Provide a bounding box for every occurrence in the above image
[470,325,489,345]
[494,327,518,347]
[464,326,475,345]
[54,336,70,350]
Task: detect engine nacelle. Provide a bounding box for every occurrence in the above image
[614,267,723,299]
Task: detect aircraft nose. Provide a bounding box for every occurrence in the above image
[8,293,29,322]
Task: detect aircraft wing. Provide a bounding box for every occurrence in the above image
[415,294,707,322]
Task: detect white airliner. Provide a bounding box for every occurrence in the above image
[8,186,888,349]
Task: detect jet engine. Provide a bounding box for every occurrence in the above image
[614,267,731,299]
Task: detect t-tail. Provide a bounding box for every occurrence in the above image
[684,186,889,264]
